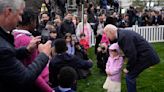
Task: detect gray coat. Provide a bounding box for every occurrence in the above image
[0,27,49,92]
[117,29,160,78]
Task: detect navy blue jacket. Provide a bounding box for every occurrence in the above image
[117,29,160,77]
[49,53,93,88]
[0,27,49,92]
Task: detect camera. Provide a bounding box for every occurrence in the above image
[101,47,106,51]
[41,28,50,44]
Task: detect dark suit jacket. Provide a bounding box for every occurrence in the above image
[152,15,162,25]
[117,29,160,77]
[94,21,105,36]
[0,27,49,92]
[60,20,75,37]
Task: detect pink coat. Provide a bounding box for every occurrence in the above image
[76,22,93,47]
[13,29,52,92]
[105,43,123,82]
[14,30,37,66]
[100,33,110,46]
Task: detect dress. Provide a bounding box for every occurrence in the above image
[103,77,121,92]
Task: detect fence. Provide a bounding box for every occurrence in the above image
[125,25,164,43]
[91,25,164,46]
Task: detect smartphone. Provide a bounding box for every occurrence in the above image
[41,29,50,44]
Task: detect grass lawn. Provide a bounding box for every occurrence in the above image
[77,43,164,92]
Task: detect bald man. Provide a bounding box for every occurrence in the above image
[104,24,160,92]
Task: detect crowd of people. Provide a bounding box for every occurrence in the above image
[86,4,164,28]
[0,0,161,92]
[44,0,164,28]
[0,0,93,92]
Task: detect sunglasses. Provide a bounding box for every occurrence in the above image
[50,31,57,33]
[110,49,117,52]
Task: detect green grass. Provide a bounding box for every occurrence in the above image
[77,43,164,92]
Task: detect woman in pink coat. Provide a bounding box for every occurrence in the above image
[76,14,93,47]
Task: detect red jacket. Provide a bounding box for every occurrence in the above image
[80,39,89,50]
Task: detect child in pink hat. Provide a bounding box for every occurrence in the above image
[103,43,124,92]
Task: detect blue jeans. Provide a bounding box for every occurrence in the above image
[126,74,137,92]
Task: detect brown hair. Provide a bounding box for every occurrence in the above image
[65,33,73,47]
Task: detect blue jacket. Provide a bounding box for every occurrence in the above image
[49,53,93,88]
[0,27,49,92]
[117,29,160,78]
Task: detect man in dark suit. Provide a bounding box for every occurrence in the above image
[103,24,160,92]
[94,13,105,54]
[0,0,52,92]
[152,11,162,25]
[60,13,76,38]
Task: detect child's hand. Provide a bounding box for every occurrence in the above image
[105,70,112,76]
[107,73,112,76]
[123,68,129,74]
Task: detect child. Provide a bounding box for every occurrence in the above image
[79,33,89,50]
[65,33,75,55]
[96,42,109,73]
[54,66,77,92]
[45,21,58,41]
[71,34,78,45]
[49,39,93,87]
[103,43,123,92]
[75,42,89,60]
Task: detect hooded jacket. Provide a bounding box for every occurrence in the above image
[106,43,123,82]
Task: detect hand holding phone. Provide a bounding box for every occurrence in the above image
[41,29,50,44]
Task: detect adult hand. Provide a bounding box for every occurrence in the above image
[38,40,52,57]
[27,36,41,53]
[97,47,102,52]
[123,68,129,74]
